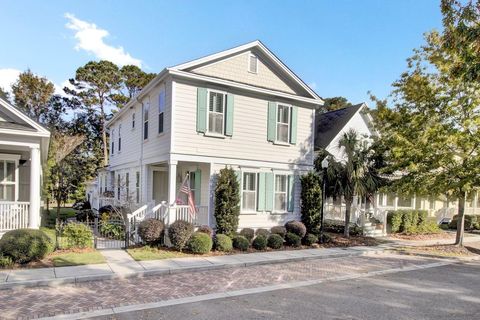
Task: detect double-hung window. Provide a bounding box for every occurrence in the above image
[143,102,150,140]
[158,88,165,134]
[132,113,135,129]
[208,90,226,135]
[0,160,16,201]
[117,174,121,200]
[118,124,122,152]
[242,172,257,211]
[125,172,129,200]
[111,129,115,155]
[274,174,288,212]
[135,171,140,203]
[276,104,290,143]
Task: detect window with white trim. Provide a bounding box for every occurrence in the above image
[276,104,290,143]
[0,160,16,201]
[125,172,129,200]
[144,102,149,140]
[135,171,140,203]
[132,113,135,129]
[117,174,121,200]
[248,54,258,73]
[242,172,256,211]
[274,174,287,212]
[111,129,115,155]
[118,124,122,152]
[208,91,226,135]
[158,88,165,134]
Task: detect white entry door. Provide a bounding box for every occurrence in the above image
[152,171,168,204]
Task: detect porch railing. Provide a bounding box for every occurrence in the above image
[173,205,209,226]
[0,202,30,231]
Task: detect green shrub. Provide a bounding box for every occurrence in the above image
[300,172,322,234]
[232,235,249,251]
[387,211,403,233]
[0,229,54,264]
[285,220,307,238]
[0,254,13,268]
[187,232,213,254]
[418,218,440,234]
[402,210,419,234]
[62,223,94,248]
[252,235,267,250]
[285,232,301,247]
[214,167,241,235]
[321,233,332,243]
[255,228,270,237]
[138,219,164,244]
[270,226,287,238]
[323,220,362,236]
[214,234,233,252]
[449,214,478,230]
[197,225,213,237]
[304,233,318,246]
[387,210,432,234]
[239,228,255,242]
[168,220,194,251]
[267,234,284,249]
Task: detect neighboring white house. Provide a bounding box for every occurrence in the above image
[89,40,323,229]
[0,97,50,234]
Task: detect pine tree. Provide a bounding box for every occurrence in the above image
[214,167,240,235]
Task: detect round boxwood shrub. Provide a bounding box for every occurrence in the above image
[239,228,255,242]
[0,229,54,264]
[187,232,213,254]
[197,225,213,237]
[138,218,164,244]
[168,220,194,251]
[303,233,318,246]
[270,226,287,239]
[267,234,284,249]
[285,220,307,238]
[214,234,233,252]
[252,235,267,250]
[285,232,302,247]
[62,222,94,248]
[232,235,249,251]
[255,228,270,237]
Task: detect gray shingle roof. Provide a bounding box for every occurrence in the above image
[314,103,364,150]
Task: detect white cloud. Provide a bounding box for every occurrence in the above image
[65,13,142,67]
[0,68,21,94]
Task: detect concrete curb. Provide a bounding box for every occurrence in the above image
[0,249,379,290]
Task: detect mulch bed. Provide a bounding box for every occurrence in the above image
[397,244,477,257]
[391,232,453,241]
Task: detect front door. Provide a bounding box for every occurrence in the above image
[152,171,168,204]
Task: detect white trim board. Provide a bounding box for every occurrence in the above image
[0,97,50,137]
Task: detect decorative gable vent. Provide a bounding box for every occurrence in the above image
[248,54,258,73]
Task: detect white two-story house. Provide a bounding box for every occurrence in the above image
[90,41,323,229]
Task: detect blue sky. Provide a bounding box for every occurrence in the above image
[0,0,442,104]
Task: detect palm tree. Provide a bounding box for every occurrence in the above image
[321,129,384,237]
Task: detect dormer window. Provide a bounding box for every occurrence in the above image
[248,54,258,73]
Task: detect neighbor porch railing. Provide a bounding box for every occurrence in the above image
[0,201,30,231]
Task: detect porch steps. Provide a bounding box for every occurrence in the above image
[363,223,384,237]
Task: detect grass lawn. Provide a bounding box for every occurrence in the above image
[127,246,190,261]
[49,249,106,267]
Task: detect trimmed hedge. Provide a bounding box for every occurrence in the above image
[214,234,233,252]
[239,228,255,242]
[197,225,213,237]
[285,220,307,238]
[449,214,480,230]
[168,220,194,251]
[255,228,270,237]
[323,220,363,236]
[267,234,284,249]
[285,232,302,247]
[270,226,287,238]
[387,210,438,234]
[187,232,213,254]
[304,233,318,246]
[138,219,164,244]
[232,235,249,251]
[0,229,54,264]
[252,235,267,250]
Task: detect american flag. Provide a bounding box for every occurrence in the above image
[178,173,196,217]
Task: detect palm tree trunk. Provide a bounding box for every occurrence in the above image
[344,199,352,238]
[455,191,466,246]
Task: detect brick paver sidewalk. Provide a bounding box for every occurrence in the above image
[0,254,444,320]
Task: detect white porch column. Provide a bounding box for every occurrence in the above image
[167,161,178,225]
[29,146,41,229]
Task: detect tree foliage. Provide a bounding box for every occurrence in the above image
[374,0,480,246]
[322,97,352,112]
[214,167,240,236]
[300,172,322,234]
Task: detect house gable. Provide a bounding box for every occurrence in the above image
[171,41,320,99]
[0,97,50,137]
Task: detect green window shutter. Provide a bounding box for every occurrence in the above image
[196,88,207,133]
[287,175,295,212]
[225,93,234,136]
[194,168,202,206]
[267,102,276,142]
[290,106,298,144]
[257,172,266,211]
[265,172,274,211]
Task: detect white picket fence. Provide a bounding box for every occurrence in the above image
[0,202,30,231]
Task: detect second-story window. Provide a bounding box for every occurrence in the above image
[111,129,115,155]
[208,91,226,135]
[132,113,135,129]
[144,102,149,140]
[118,124,122,152]
[158,87,165,134]
[276,104,290,143]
